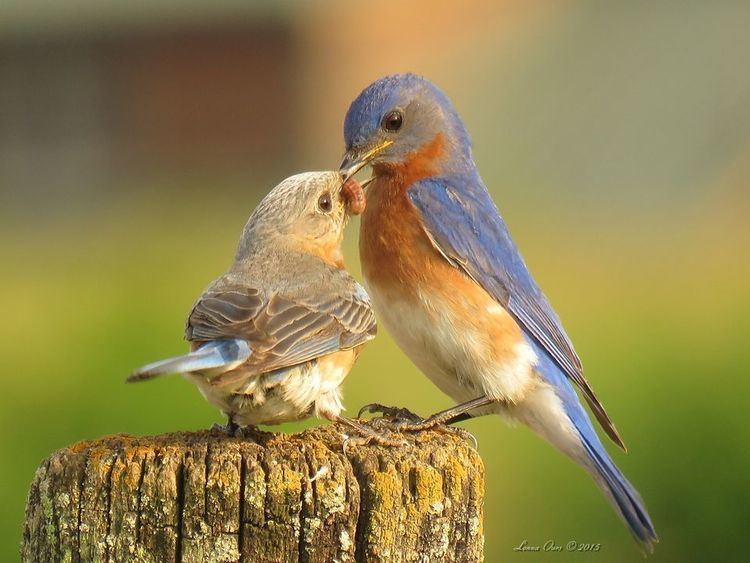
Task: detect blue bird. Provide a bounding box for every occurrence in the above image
[340,73,657,550]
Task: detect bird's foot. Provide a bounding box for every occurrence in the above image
[357,403,448,432]
[211,416,261,439]
[366,410,478,448]
[366,396,492,446]
[357,402,423,424]
[211,422,263,439]
[391,410,454,432]
[395,419,478,448]
[333,416,407,451]
[211,420,240,436]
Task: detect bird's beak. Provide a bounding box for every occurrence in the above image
[339,140,394,181]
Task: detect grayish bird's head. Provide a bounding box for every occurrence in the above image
[235,171,352,264]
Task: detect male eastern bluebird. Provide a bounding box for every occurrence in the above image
[339,74,657,549]
[128,171,388,443]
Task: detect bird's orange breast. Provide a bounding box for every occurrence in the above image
[360,133,481,304]
[360,133,447,297]
[360,176,432,297]
[360,188,522,341]
[359,134,527,379]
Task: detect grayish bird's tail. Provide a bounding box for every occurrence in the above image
[127,339,251,382]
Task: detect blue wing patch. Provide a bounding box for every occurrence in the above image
[408,176,626,450]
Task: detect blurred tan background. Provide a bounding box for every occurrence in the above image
[2,1,749,561]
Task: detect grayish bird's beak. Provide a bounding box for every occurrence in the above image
[339,140,393,181]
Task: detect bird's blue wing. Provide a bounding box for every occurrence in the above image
[408,176,625,450]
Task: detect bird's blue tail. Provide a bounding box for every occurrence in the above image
[527,341,658,552]
[127,339,251,382]
[572,410,658,552]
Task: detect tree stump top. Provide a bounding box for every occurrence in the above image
[22,424,484,562]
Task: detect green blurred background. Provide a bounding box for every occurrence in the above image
[2,1,749,561]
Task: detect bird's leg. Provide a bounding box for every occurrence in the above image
[211,414,240,436]
[326,414,407,448]
[395,396,496,432]
[357,403,423,423]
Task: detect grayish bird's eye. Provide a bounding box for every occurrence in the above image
[318,192,332,213]
[381,110,403,132]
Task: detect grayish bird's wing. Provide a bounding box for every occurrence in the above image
[185,282,376,386]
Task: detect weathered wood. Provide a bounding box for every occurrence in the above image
[22,425,484,562]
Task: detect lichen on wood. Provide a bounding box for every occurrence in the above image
[22,425,484,562]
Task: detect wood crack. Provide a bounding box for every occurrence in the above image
[134,454,147,548]
[237,453,246,562]
[103,452,117,562]
[174,455,186,563]
[298,444,313,563]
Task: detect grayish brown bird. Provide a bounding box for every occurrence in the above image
[129,171,383,440]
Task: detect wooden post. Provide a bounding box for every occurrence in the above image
[22,425,484,562]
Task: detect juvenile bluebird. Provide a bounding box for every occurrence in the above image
[128,171,387,442]
[340,74,657,549]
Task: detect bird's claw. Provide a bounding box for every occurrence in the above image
[357,403,424,423]
[337,417,408,453]
[437,426,479,449]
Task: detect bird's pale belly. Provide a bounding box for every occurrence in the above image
[188,349,355,426]
[366,278,538,406]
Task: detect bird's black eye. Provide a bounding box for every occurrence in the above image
[381,110,403,132]
[318,192,332,213]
